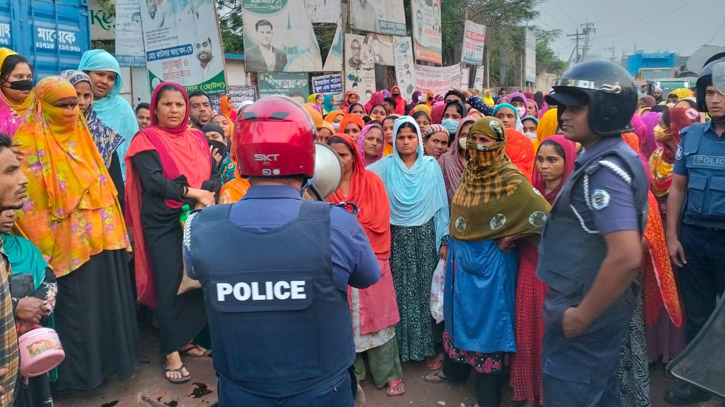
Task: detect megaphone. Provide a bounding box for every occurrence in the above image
[303,142,343,201]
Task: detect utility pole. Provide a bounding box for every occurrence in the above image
[580,22,596,61]
[567,29,584,63]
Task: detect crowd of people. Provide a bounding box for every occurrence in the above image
[0,43,723,407]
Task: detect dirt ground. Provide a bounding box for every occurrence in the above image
[53,331,722,407]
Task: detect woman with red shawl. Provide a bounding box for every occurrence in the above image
[511,135,576,406]
[125,82,220,383]
[340,90,359,113]
[326,134,405,397]
[391,86,406,115]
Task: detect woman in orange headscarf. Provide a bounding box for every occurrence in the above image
[326,133,404,397]
[14,76,138,391]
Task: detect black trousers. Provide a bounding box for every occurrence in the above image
[443,353,503,407]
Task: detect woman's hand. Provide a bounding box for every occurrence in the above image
[186,188,215,208]
[439,245,448,261]
[497,234,520,252]
[15,297,48,324]
[210,146,223,167]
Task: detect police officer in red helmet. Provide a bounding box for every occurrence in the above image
[184,97,381,406]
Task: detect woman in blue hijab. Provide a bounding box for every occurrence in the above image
[368,116,449,364]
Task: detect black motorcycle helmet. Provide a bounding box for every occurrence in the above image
[545,60,637,136]
[695,56,725,113]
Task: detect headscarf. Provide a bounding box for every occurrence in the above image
[443,100,466,119]
[307,94,318,103]
[493,103,524,132]
[524,91,534,100]
[438,116,476,203]
[339,113,364,134]
[327,134,391,257]
[219,177,251,204]
[323,94,335,114]
[639,111,661,159]
[430,102,445,124]
[412,104,431,116]
[303,103,324,128]
[125,82,212,308]
[669,88,693,100]
[505,128,535,181]
[649,108,698,198]
[531,135,576,204]
[533,91,544,114]
[424,124,448,140]
[0,48,33,136]
[219,95,237,122]
[536,107,559,148]
[340,90,358,112]
[482,89,495,106]
[368,116,449,250]
[59,70,124,167]
[305,102,322,115]
[2,233,48,290]
[14,76,127,277]
[526,99,539,118]
[630,115,650,170]
[364,91,384,113]
[425,90,435,106]
[406,90,421,112]
[78,50,139,179]
[319,120,335,136]
[450,117,550,241]
[391,86,406,115]
[508,91,527,106]
[324,109,344,124]
[357,122,384,164]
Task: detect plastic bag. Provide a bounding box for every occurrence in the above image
[430,259,446,324]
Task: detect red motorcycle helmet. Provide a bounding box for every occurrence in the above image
[234,96,316,178]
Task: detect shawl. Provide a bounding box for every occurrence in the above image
[59,70,124,167]
[307,94,317,103]
[305,102,322,115]
[425,90,435,106]
[451,117,550,241]
[364,91,384,113]
[78,50,139,179]
[14,76,127,277]
[2,233,48,291]
[505,128,535,181]
[531,135,577,204]
[340,114,364,134]
[621,134,682,327]
[439,116,476,203]
[431,102,445,124]
[412,104,431,115]
[536,108,559,148]
[0,48,33,137]
[323,94,335,114]
[324,109,344,124]
[303,104,324,128]
[649,108,697,197]
[125,82,212,308]
[639,111,661,159]
[368,116,449,250]
[508,92,527,106]
[220,95,237,122]
[493,103,524,132]
[391,86,405,115]
[219,177,251,204]
[357,122,384,164]
[327,134,391,258]
[526,99,539,117]
[406,90,421,112]
[482,89,495,106]
[340,90,358,113]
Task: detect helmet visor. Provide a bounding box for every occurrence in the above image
[545,90,587,107]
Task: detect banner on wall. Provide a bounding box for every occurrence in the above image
[303,0,341,24]
[411,0,442,64]
[114,0,145,67]
[460,67,470,89]
[322,22,343,72]
[525,28,537,83]
[242,0,322,72]
[393,36,417,100]
[461,20,486,65]
[473,66,484,92]
[348,0,406,36]
[139,0,226,94]
[415,64,461,97]
[257,72,309,104]
[312,73,343,95]
[344,34,376,104]
[364,33,395,66]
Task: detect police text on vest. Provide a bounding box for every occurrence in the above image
[216,281,306,301]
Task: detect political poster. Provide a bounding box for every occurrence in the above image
[364,33,395,66]
[393,36,417,100]
[139,0,226,94]
[227,85,257,104]
[322,22,343,72]
[344,34,376,104]
[411,0,442,64]
[115,0,145,67]
[312,73,343,95]
[415,64,461,97]
[461,20,486,65]
[525,28,537,83]
[242,0,322,72]
[460,67,470,90]
[472,66,484,92]
[257,72,310,104]
[89,0,115,41]
[348,0,406,36]
[303,0,341,24]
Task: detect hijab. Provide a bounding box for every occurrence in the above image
[341,90,358,112]
[59,70,125,167]
[78,50,139,179]
[323,94,335,114]
[0,48,33,136]
[526,99,539,118]
[639,111,661,159]
[324,109,344,124]
[482,89,495,106]
[425,90,435,106]
[340,114,365,135]
[2,233,48,290]
[536,107,559,148]
[365,91,384,113]
[368,116,449,250]
[450,117,550,241]
[357,122,384,164]
[412,104,431,116]
[430,102,445,124]
[438,116,476,203]
[531,135,577,204]
[493,103,524,132]
[327,134,391,257]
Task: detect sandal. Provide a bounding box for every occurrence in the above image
[386,378,405,397]
[164,363,191,384]
[180,344,211,357]
[426,353,443,370]
[424,369,446,383]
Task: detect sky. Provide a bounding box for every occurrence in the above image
[532,0,725,62]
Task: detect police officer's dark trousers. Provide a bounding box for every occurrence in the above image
[541,288,634,407]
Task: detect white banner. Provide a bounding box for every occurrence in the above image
[415,64,461,97]
[345,34,375,104]
[365,33,395,66]
[473,66,484,92]
[140,0,227,94]
[114,0,145,67]
[303,0,341,24]
[411,0,442,64]
[242,0,322,72]
[322,22,343,72]
[461,20,486,65]
[349,0,406,36]
[393,36,416,100]
[525,28,536,83]
[460,67,470,89]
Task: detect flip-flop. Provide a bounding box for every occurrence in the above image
[424,369,446,383]
[426,354,442,370]
[180,344,211,357]
[164,363,191,384]
[386,378,406,397]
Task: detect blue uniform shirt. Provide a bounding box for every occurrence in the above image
[570,137,640,235]
[186,185,380,291]
[673,121,723,176]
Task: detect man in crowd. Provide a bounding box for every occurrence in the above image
[245,20,287,72]
[383,97,397,116]
[189,91,212,130]
[135,103,151,130]
[536,60,648,407]
[184,97,380,406]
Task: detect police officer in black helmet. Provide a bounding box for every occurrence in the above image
[536,60,649,407]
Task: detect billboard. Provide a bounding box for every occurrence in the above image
[411,0,442,64]
[348,0,406,36]
[461,20,486,65]
[525,28,536,83]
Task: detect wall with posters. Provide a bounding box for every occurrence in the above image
[348,0,405,36]
[364,33,395,66]
[303,0,341,24]
[344,34,376,104]
[393,37,417,100]
[411,0,442,64]
[139,0,227,94]
[257,72,309,104]
[461,20,486,66]
[415,64,461,97]
[242,0,322,72]
[115,0,145,67]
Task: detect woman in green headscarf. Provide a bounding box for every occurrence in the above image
[0,209,57,407]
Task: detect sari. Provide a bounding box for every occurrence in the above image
[438,117,476,203]
[0,48,33,137]
[531,135,577,204]
[357,123,384,165]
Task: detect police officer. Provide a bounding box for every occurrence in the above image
[663,57,725,406]
[536,60,649,407]
[184,97,381,407]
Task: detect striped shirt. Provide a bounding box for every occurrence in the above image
[0,243,18,407]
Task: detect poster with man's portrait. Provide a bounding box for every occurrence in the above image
[364,33,394,66]
[344,34,376,104]
[348,0,405,36]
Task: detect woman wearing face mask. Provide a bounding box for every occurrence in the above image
[413,110,432,135]
[438,117,476,204]
[358,122,385,165]
[391,86,406,115]
[381,115,398,156]
[368,117,449,365]
[0,49,34,137]
[508,92,529,119]
[521,116,539,142]
[423,124,450,159]
[324,109,345,131]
